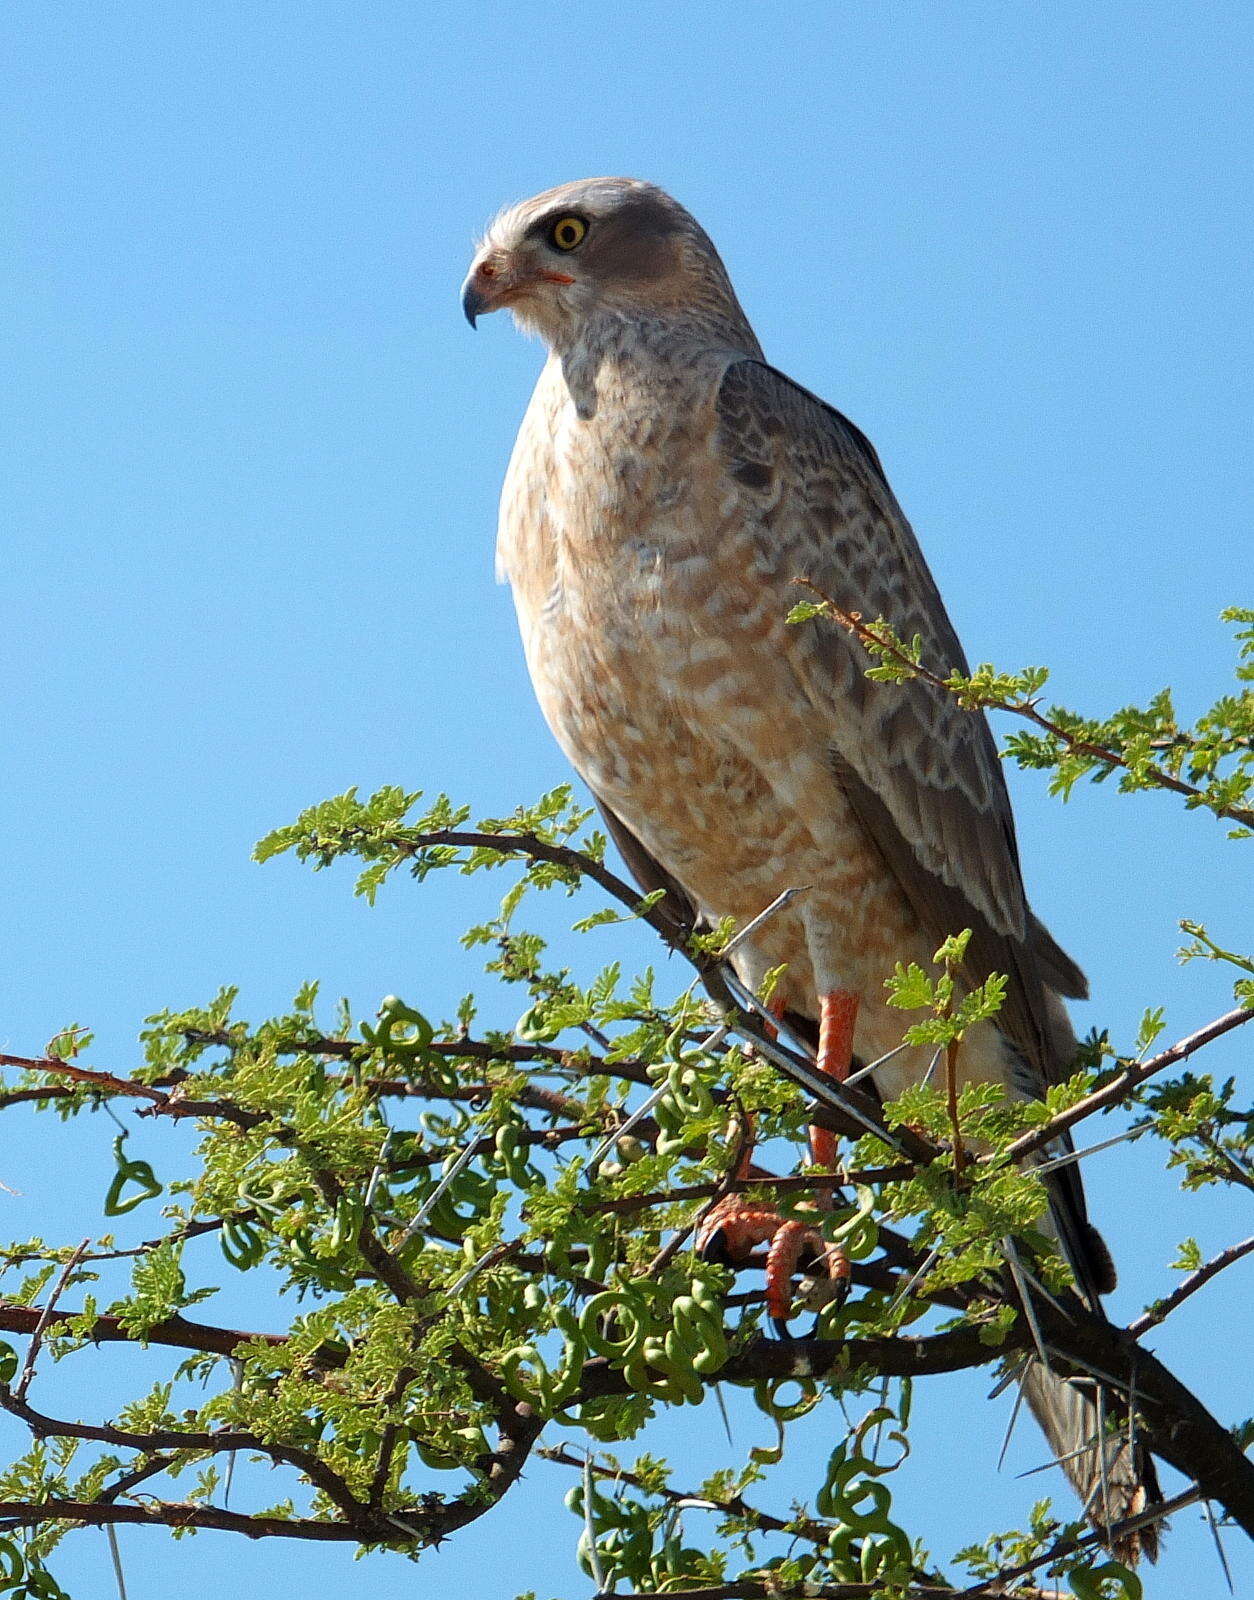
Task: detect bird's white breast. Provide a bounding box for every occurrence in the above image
[491,345,1009,1088]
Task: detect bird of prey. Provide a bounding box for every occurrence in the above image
[462,177,1158,1555]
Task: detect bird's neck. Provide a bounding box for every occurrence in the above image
[549,309,762,420]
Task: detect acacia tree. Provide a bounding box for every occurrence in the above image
[0,609,1250,1600]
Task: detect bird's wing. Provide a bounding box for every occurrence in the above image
[715,359,1116,1302]
[713,358,1087,1082]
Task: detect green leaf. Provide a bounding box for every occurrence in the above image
[1171,1237,1202,1272]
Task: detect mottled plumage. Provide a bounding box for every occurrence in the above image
[462,177,1158,1554]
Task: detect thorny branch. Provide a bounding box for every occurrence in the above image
[951,1489,1203,1598]
[541,1448,1195,1600]
[0,805,1250,1588]
[0,1499,374,1543]
[0,1301,289,1361]
[388,827,702,961]
[3,988,1252,1537]
[998,1004,1254,1165]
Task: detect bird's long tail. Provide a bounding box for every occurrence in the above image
[1019,1356,1161,1563]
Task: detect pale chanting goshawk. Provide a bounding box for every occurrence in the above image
[461,177,1159,1557]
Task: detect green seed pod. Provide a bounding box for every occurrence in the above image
[753,1377,821,1423]
[664,1059,714,1118]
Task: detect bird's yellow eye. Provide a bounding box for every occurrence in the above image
[549,215,587,252]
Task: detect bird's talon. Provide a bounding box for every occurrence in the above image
[696,1226,733,1267]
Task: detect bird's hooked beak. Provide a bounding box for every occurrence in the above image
[461,274,488,329]
[461,249,575,328]
[460,249,517,329]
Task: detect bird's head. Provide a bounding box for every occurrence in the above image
[461,177,752,351]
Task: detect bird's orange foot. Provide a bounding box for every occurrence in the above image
[696,1197,851,1338]
[695,989,858,1336]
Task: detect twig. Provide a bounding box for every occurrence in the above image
[945,1038,965,1177]
[951,1486,1200,1597]
[0,1301,289,1362]
[1197,1131,1254,1195]
[98,1454,179,1505]
[367,1367,416,1508]
[15,1239,90,1400]
[0,1056,164,1104]
[1127,1235,1254,1338]
[998,1005,1254,1165]
[802,586,1254,831]
[388,1119,597,1174]
[397,827,703,964]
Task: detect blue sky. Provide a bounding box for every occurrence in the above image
[4,4,1252,1595]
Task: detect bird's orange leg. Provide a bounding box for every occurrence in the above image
[818,989,860,1084]
[811,988,860,1194]
[759,989,859,1331]
[696,990,858,1334]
